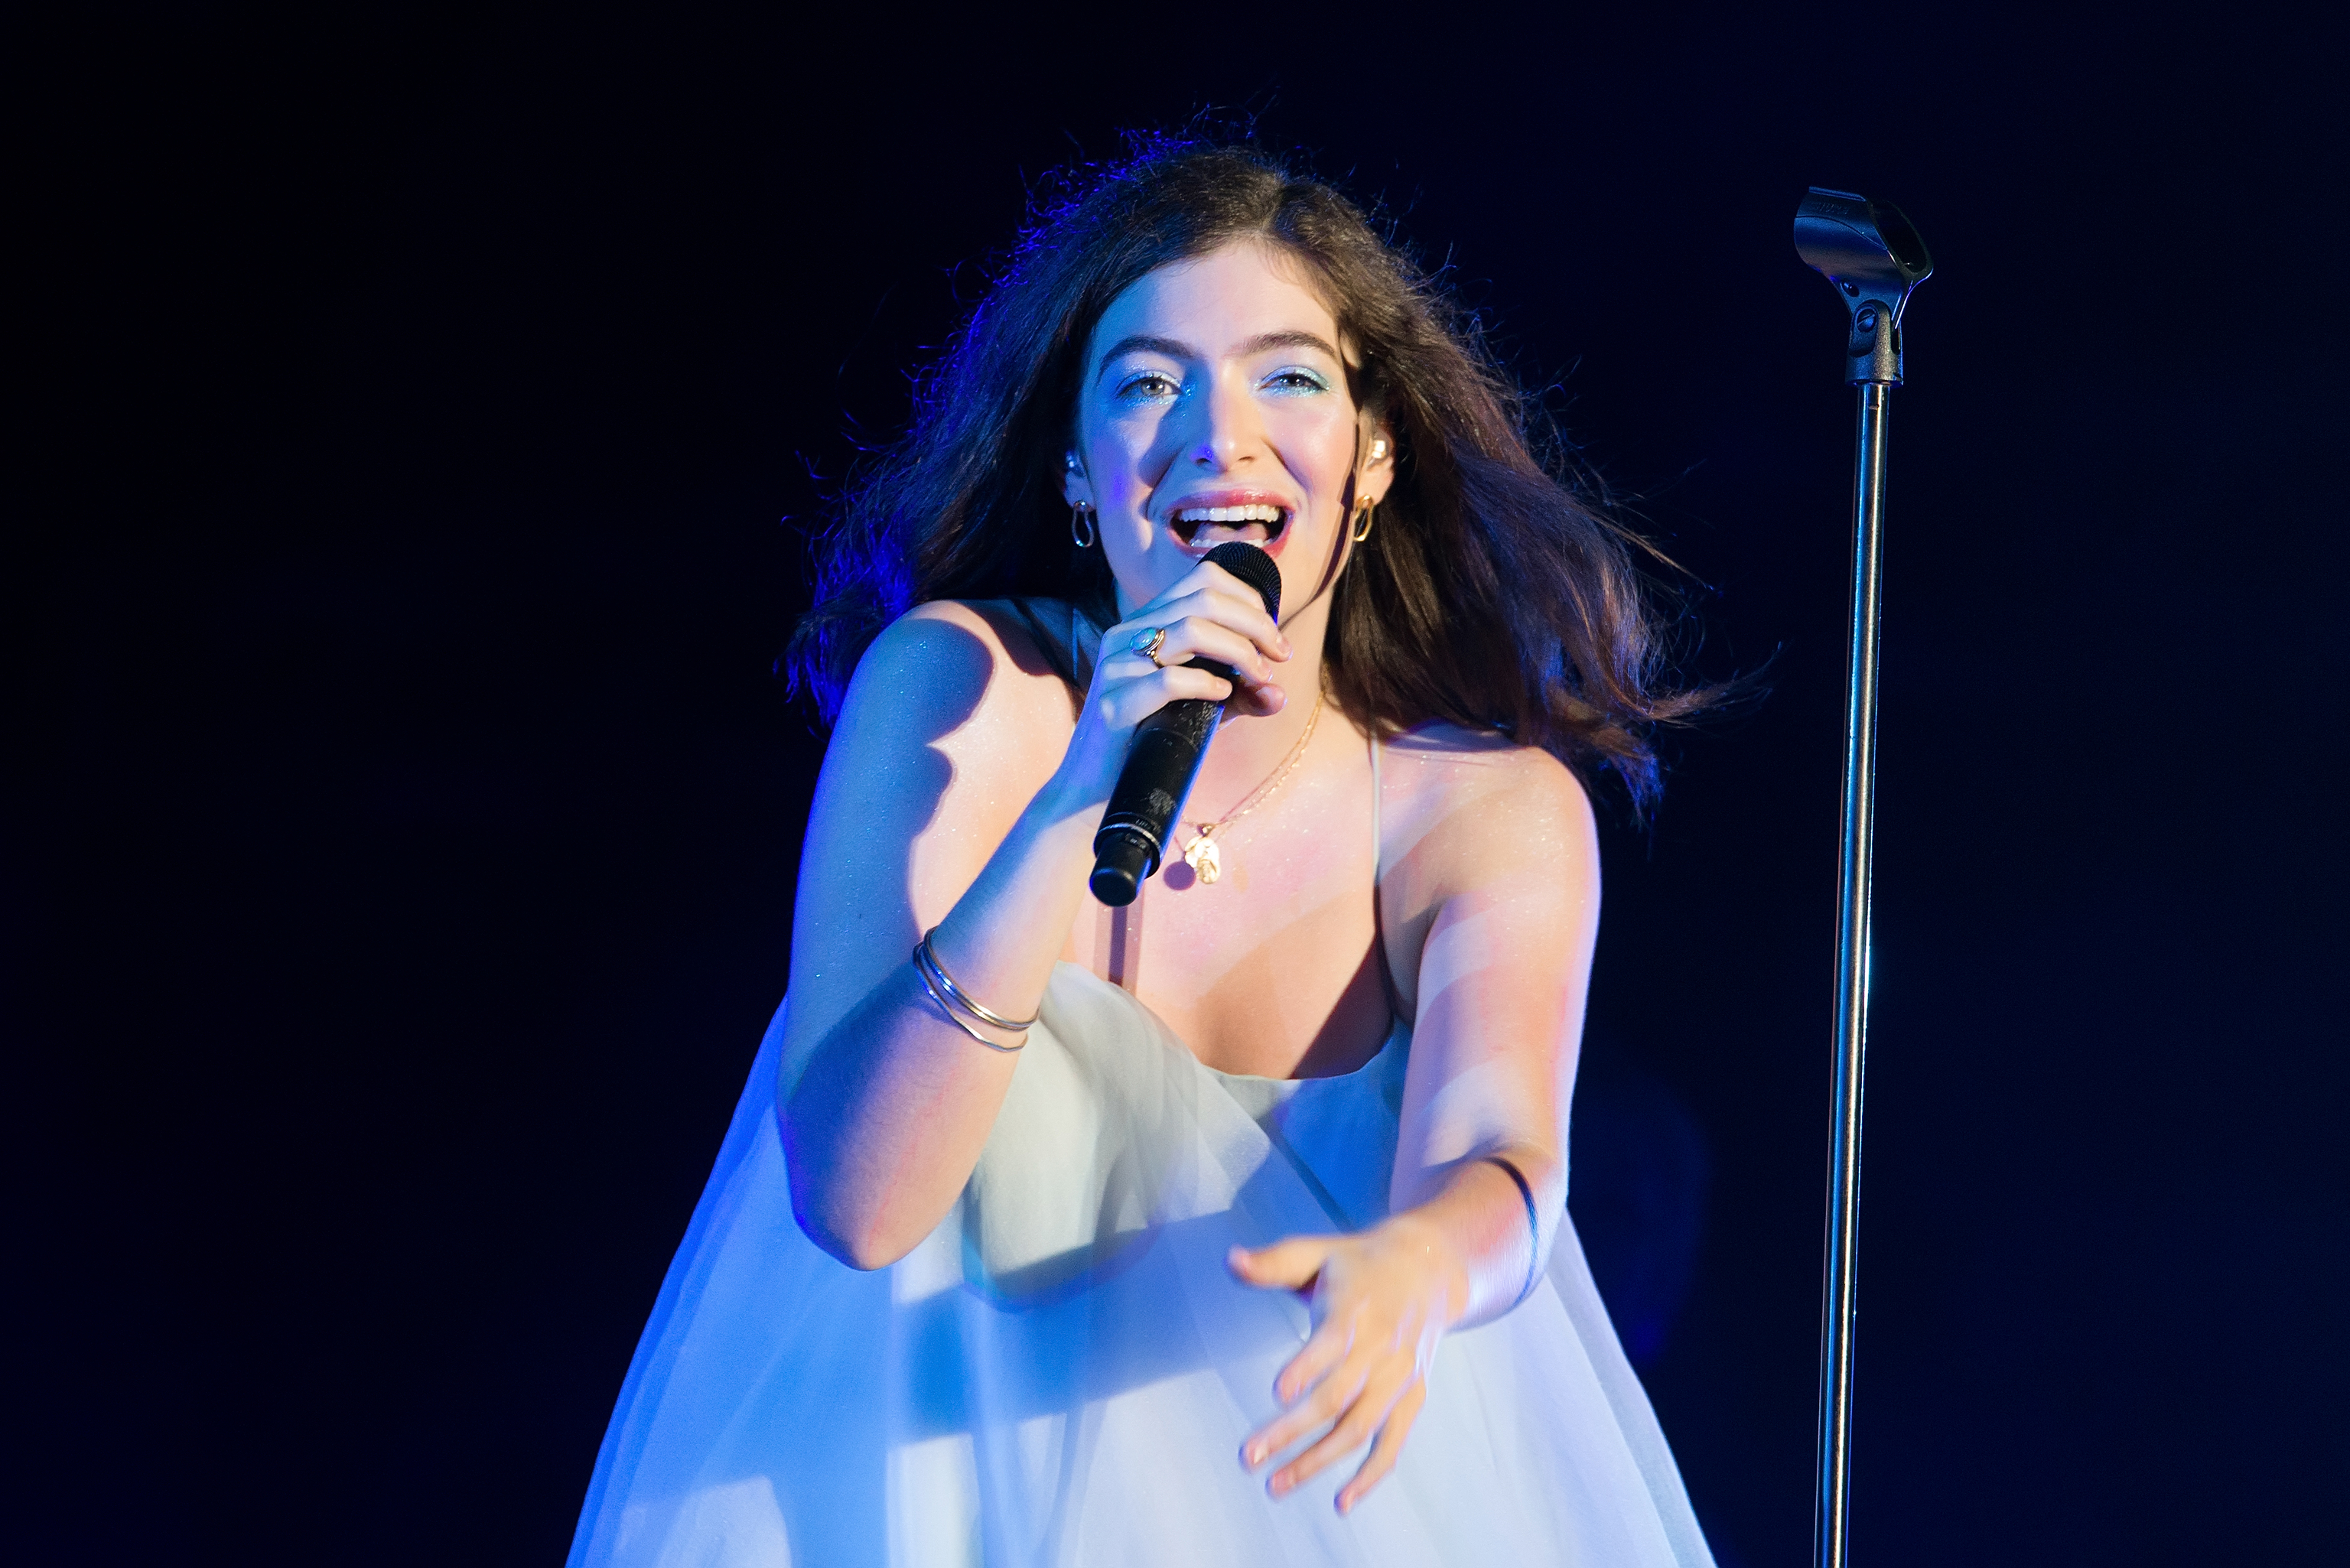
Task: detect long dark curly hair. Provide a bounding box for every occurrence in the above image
[786,135,1710,810]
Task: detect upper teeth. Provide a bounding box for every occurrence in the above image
[1175,505,1283,523]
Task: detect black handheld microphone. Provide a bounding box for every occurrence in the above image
[1089,541,1284,907]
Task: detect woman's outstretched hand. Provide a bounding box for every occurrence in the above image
[1227,1215,1471,1514]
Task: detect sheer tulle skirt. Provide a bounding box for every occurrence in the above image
[568,965,1715,1567]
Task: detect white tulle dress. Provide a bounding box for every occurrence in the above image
[568,746,1716,1568]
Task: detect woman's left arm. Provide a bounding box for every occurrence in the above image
[1229,743,1599,1511]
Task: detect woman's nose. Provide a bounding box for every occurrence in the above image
[1185,372,1265,470]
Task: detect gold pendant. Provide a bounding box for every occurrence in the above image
[1181,829,1222,884]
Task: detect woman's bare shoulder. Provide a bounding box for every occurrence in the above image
[836,599,1079,746]
[1379,721,1597,894]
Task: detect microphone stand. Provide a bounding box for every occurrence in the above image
[1792,187,1932,1568]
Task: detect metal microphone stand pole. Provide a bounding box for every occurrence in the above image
[1792,187,1933,1568]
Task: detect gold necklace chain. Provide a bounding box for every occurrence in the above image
[1179,691,1323,886]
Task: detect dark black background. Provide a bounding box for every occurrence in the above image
[11,5,2345,1563]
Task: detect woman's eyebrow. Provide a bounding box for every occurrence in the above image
[1232,330,1340,359]
[1094,329,1343,379]
[1095,334,1195,376]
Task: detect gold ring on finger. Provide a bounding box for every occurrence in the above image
[1132,626,1170,668]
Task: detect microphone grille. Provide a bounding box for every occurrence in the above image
[1203,540,1283,621]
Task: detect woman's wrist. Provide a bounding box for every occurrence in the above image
[1031,756,1117,822]
[1383,1149,1554,1328]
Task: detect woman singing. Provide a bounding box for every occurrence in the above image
[569,139,1716,1566]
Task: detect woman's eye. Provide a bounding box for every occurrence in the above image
[1116,372,1182,402]
[1261,369,1331,395]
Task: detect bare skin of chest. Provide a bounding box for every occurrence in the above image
[1057,714,1394,1080]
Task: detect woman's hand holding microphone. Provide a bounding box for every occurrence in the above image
[1050,556,1294,807]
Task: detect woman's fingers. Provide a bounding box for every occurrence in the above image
[1089,561,1293,727]
[1336,1379,1426,1514]
[1271,1315,1352,1407]
[1243,1348,1369,1473]
[1136,564,1291,661]
[1267,1362,1411,1497]
[1091,665,1234,730]
[1111,614,1277,685]
[1227,1238,1332,1293]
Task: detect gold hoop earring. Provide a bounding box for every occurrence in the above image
[1070,503,1095,549]
[1350,498,1376,544]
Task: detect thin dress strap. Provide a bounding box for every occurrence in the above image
[1370,731,1406,1024]
[1007,598,1083,711]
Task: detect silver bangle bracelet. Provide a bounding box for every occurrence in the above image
[911,930,1034,1050]
[915,928,1040,1029]
[914,958,1026,1052]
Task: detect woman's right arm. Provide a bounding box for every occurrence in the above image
[778,572,1287,1270]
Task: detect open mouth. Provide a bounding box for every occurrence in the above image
[1170,503,1290,550]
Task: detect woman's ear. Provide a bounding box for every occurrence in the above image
[1062,451,1094,509]
[1360,421,1398,506]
